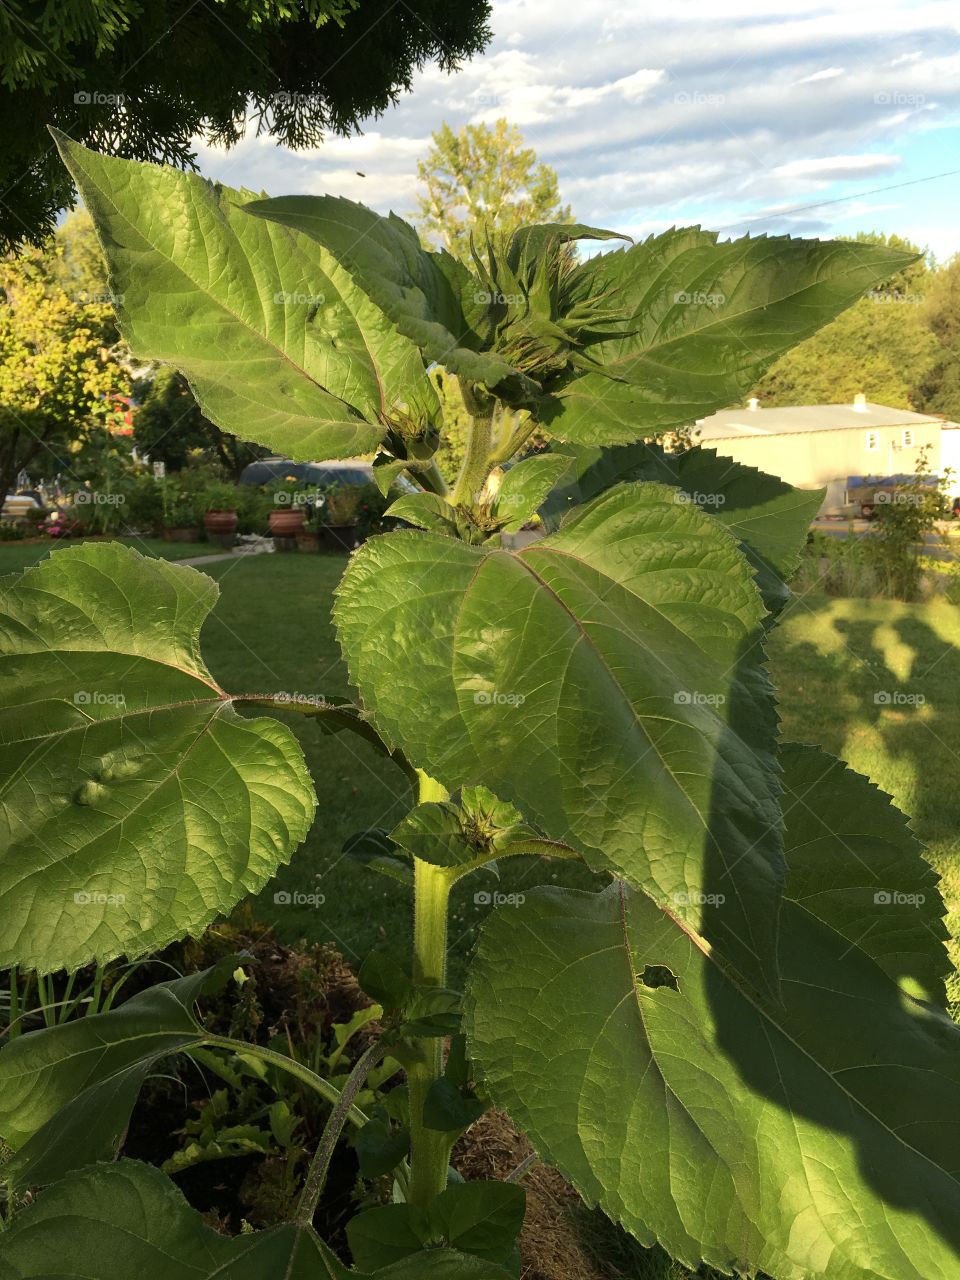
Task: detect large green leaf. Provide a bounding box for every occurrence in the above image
[0,543,315,972]
[0,1160,515,1279]
[465,745,958,1280]
[52,133,437,459]
[335,482,783,989]
[240,194,533,395]
[540,230,919,444]
[543,441,824,609]
[0,960,236,1188]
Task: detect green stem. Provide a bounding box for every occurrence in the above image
[416,458,450,500]
[296,1039,385,1226]
[451,383,496,507]
[407,771,457,1209]
[202,1035,369,1128]
[489,411,537,467]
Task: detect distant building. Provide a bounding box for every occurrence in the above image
[695,395,960,513]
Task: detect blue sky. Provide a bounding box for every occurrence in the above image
[195,0,960,260]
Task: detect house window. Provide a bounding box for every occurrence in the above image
[902,429,915,448]
[865,431,879,451]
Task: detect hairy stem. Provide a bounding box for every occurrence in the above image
[296,1039,385,1226]
[451,382,496,507]
[407,771,457,1209]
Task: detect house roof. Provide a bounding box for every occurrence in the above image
[695,402,945,441]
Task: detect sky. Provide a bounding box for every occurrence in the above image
[195,0,960,261]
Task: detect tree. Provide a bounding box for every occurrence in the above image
[415,119,571,259]
[0,0,491,250]
[133,366,264,478]
[751,231,938,407]
[914,253,960,421]
[0,235,129,498]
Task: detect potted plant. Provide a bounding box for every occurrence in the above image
[202,480,239,547]
[268,476,311,548]
[317,483,362,552]
[161,481,205,541]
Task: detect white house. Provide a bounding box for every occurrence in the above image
[694,395,960,513]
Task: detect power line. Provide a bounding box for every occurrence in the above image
[716,167,960,232]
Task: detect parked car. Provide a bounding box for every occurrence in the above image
[238,458,376,489]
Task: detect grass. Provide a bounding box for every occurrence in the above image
[195,551,605,984]
[0,536,225,573]
[770,588,960,1007]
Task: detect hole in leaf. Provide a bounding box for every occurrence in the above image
[638,964,680,992]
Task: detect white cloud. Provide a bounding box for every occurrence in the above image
[194,0,960,254]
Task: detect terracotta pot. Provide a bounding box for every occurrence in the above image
[269,507,306,537]
[318,523,360,552]
[204,509,238,535]
[204,509,238,549]
[162,526,203,542]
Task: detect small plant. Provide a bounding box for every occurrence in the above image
[0,133,956,1280]
[0,519,26,541]
[318,484,362,526]
[203,479,240,512]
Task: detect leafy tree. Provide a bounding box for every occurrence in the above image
[133,365,264,478]
[1,136,957,1280]
[751,231,938,408]
[0,234,129,498]
[0,0,492,250]
[415,119,571,259]
[914,253,960,420]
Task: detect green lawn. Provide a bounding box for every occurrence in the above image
[770,589,960,1007]
[7,541,958,998]
[0,535,224,573]
[200,554,960,1000]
